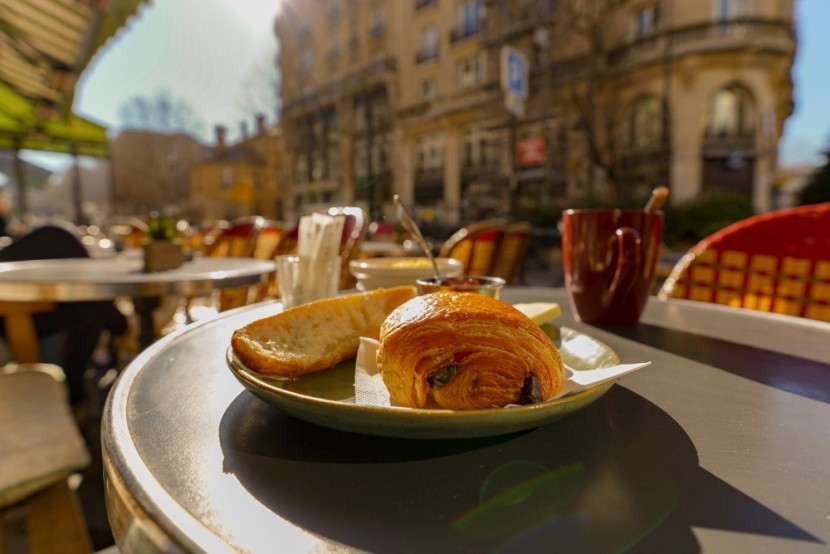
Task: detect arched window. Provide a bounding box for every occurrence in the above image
[705,85,755,138]
[625,96,662,149]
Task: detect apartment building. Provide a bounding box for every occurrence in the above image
[275,0,796,224]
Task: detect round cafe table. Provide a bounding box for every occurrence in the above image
[102,287,830,553]
[0,255,275,349]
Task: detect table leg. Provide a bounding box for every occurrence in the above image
[132,297,160,350]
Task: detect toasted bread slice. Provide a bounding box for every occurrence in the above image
[231,286,416,378]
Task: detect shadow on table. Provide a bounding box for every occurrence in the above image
[219,386,819,553]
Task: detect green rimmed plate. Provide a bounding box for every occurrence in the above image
[226,326,619,439]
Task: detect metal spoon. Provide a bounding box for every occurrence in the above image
[393,194,441,281]
[645,186,669,212]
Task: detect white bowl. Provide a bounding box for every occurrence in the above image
[349,257,463,290]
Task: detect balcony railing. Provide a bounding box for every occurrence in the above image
[608,19,794,68]
[415,49,438,64]
[451,24,482,43]
[414,0,437,11]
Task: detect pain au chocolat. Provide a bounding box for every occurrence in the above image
[377,292,564,409]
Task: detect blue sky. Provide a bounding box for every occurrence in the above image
[19,0,830,172]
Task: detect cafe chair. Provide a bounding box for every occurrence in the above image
[439,219,507,278]
[491,221,532,286]
[251,222,289,302]
[439,219,532,285]
[658,202,830,322]
[327,206,368,290]
[0,370,92,554]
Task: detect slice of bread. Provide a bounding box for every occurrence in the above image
[231,286,416,378]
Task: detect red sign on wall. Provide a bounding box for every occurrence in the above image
[516,136,546,166]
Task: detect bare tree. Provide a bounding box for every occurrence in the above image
[554,0,625,201]
[235,47,281,128]
[118,89,205,137]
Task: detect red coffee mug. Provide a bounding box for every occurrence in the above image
[562,209,664,325]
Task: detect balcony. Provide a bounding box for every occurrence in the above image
[414,0,437,11]
[415,49,438,64]
[608,19,794,70]
[450,23,482,43]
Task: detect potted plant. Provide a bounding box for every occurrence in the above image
[143,213,185,272]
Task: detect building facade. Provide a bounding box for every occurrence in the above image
[275,0,796,225]
[188,116,284,221]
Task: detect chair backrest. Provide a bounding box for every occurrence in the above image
[658,202,830,322]
[207,216,265,258]
[490,221,532,285]
[252,222,287,260]
[439,219,507,277]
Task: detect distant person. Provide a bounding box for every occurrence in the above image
[0,225,128,407]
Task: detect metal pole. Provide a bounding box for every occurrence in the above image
[72,145,83,225]
[12,139,28,223]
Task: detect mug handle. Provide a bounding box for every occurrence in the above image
[601,227,642,309]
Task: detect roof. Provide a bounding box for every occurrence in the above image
[209,144,267,165]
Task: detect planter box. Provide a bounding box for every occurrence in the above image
[143,241,185,273]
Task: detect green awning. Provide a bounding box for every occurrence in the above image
[0,81,108,157]
[1,0,148,115]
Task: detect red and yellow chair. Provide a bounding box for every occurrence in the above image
[658,203,830,322]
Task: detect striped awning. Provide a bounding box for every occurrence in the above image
[0,0,147,115]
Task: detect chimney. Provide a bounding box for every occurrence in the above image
[240,121,249,140]
[215,125,226,152]
[256,113,267,135]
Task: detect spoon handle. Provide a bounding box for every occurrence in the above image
[645,186,669,212]
[393,195,441,280]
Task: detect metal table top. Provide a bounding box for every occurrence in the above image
[0,256,275,302]
[102,287,830,553]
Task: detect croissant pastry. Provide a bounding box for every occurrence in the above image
[377,292,564,409]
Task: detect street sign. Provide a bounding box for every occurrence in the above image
[500,45,528,99]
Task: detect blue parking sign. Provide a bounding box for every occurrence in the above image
[501,46,528,99]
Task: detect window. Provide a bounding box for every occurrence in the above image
[455,0,483,40]
[417,26,438,62]
[635,4,661,39]
[353,138,368,179]
[421,79,437,102]
[716,0,749,21]
[296,154,308,183]
[301,51,314,74]
[416,132,445,171]
[706,86,755,137]
[456,54,485,89]
[371,8,385,36]
[354,101,367,133]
